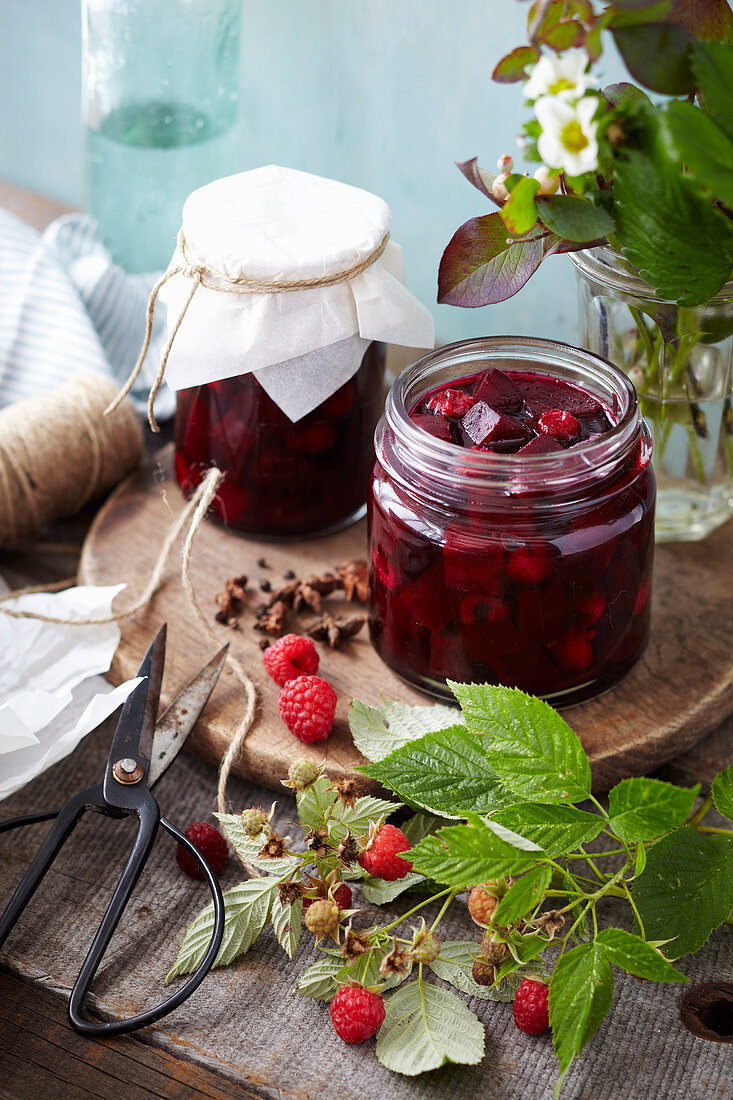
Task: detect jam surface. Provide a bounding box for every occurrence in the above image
[175,342,386,539]
[410,368,613,452]
[369,366,655,706]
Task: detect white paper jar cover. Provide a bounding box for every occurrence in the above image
[158,165,435,421]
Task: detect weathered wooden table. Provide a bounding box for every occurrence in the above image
[1,180,732,1100]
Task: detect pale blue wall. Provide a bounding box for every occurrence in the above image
[0,1,624,343]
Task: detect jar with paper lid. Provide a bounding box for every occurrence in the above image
[162,165,434,538]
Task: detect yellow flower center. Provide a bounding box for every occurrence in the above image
[549,77,575,95]
[560,120,588,153]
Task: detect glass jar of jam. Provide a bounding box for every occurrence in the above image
[368,337,655,706]
[175,340,386,538]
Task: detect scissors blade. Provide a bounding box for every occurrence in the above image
[106,624,167,777]
[147,645,228,788]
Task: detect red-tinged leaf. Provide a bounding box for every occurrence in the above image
[543,19,586,51]
[501,176,541,236]
[437,214,544,308]
[611,22,695,95]
[456,158,502,205]
[492,45,539,84]
[668,0,733,42]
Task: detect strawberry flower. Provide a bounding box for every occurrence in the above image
[524,49,590,101]
[535,94,600,176]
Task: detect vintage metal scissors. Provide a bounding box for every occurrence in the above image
[0,624,227,1036]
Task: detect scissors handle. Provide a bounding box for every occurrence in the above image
[68,816,225,1036]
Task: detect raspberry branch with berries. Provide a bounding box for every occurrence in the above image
[168,681,733,1094]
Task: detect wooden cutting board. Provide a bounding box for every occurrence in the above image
[79,446,733,794]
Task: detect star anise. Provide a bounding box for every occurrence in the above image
[329,778,360,810]
[226,574,248,601]
[259,833,290,859]
[262,579,300,610]
[341,921,372,964]
[254,600,288,637]
[214,589,241,628]
[304,826,330,859]
[306,612,366,648]
[379,939,409,978]
[278,880,305,907]
[336,559,368,603]
[293,583,324,614]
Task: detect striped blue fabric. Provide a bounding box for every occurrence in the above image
[0,208,173,417]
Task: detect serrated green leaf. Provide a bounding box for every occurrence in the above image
[634,841,647,878]
[663,100,733,208]
[493,865,552,926]
[634,827,733,956]
[408,818,540,889]
[549,943,614,1075]
[376,979,484,1075]
[692,40,733,141]
[337,947,412,993]
[296,775,398,841]
[495,932,549,981]
[537,195,615,242]
[271,896,302,959]
[501,176,540,236]
[349,698,459,763]
[428,940,515,1001]
[607,778,700,843]
[595,929,687,982]
[167,878,278,982]
[215,813,300,877]
[613,140,733,307]
[712,765,733,820]
[297,954,344,1001]
[449,683,591,805]
[438,213,545,307]
[362,725,515,819]
[491,803,603,857]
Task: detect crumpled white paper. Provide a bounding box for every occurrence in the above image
[0,581,142,801]
[158,165,435,421]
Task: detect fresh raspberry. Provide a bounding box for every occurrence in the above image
[240,807,269,837]
[425,388,477,420]
[505,545,554,585]
[410,929,441,965]
[537,409,581,443]
[582,592,607,624]
[176,822,228,880]
[286,758,322,790]
[471,956,496,986]
[277,675,337,742]
[513,978,550,1035]
[553,632,594,671]
[358,824,413,881]
[262,633,320,686]
[330,986,386,1043]
[303,882,352,912]
[304,898,340,938]
[468,883,499,927]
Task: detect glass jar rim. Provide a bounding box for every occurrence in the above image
[381,336,642,499]
[569,244,733,304]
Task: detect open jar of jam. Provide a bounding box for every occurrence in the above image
[368,337,655,706]
[159,166,434,539]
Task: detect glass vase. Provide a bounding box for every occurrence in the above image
[82,0,242,274]
[571,246,733,542]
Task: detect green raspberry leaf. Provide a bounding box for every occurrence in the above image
[427,940,516,1001]
[663,100,733,209]
[166,878,279,982]
[349,698,460,762]
[634,827,733,956]
[376,979,484,1075]
[339,947,412,993]
[270,895,302,960]
[407,817,541,888]
[711,765,733,821]
[692,40,733,141]
[362,725,515,819]
[548,943,614,1075]
[595,929,687,983]
[607,778,700,843]
[490,803,603,857]
[215,812,300,877]
[297,954,344,1002]
[437,213,545,307]
[537,195,615,243]
[492,864,552,926]
[296,776,399,841]
[449,683,591,804]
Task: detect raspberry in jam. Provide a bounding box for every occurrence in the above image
[175,341,386,539]
[368,337,655,706]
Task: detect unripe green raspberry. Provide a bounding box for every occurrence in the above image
[481,932,510,965]
[304,898,340,938]
[410,930,441,965]
[240,807,269,837]
[287,759,322,790]
[471,956,496,986]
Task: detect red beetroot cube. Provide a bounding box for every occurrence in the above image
[399,560,453,632]
[473,368,523,412]
[517,434,564,455]
[523,378,601,418]
[289,421,337,453]
[412,413,453,441]
[504,542,555,585]
[552,631,595,671]
[443,527,504,590]
[462,402,528,448]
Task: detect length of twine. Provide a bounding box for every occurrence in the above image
[105,228,391,432]
[0,467,260,866]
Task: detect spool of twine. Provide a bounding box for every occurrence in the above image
[0,372,142,546]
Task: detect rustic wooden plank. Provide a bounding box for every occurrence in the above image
[0,179,72,232]
[79,446,733,794]
[0,969,262,1100]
